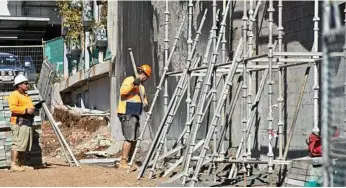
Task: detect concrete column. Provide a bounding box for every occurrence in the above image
[85,31,90,69]
[93,0,99,22]
[108,0,123,141]
[63,43,69,78]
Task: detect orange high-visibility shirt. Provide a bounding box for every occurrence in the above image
[8,90,34,125]
[117,76,148,115]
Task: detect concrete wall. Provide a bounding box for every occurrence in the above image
[111,1,233,143]
[229,1,323,160]
[69,77,110,111]
[108,1,346,159]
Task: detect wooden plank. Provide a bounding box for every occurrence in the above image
[79,158,120,165]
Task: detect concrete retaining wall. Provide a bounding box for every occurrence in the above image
[106,1,345,159]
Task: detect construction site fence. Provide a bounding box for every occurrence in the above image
[322,3,346,186]
[0,45,44,92]
[37,60,56,119]
[43,37,64,76]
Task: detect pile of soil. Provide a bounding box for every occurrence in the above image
[41,106,111,157]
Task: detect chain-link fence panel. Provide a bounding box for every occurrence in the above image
[37,60,56,119]
[0,45,43,92]
[322,2,346,186]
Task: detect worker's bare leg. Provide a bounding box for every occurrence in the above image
[122,141,132,160]
[11,150,19,165]
[11,150,24,171]
[129,141,137,159]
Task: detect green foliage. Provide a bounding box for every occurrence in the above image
[100,0,108,26]
[91,0,108,32]
[56,0,83,45]
[57,0,108,48]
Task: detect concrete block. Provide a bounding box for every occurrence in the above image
[105,140,124,155]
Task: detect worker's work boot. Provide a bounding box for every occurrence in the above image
[10,163,25,172]
[116,158,129,169]
[20,165,34,170]
[19,161,34,170]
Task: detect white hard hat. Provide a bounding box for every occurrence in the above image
[14,74,29,86]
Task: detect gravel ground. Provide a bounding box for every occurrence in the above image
[0,157,163,187]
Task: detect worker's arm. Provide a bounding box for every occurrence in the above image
[8,94,27,115]
[120,77,140,96]
[143,90,149,106]
[142,86,149,112]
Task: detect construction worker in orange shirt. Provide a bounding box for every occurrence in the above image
[116,64,152,170]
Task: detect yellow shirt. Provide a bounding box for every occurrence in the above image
[117,76,148,115]
[8,90,34,125]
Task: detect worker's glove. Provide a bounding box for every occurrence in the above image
[143,104,150,112]
[133,78,141,86]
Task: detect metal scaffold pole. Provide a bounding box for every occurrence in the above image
[163,0,170,154]
[128,17,186,172]
[267,0,275,185]
[137,9,208,179]
[277,0,284,161]
[125,0,341,185]
[322,0,331,186]
[211,0,218,181]
[241,0,248,181]
[181,2,234,184]
[312,0,320,134]
[146,8,209,178]
[184,0,193,158]
[164,31,217,180]
[246,0,254,175]
[228,62,273,180]
[228,0,264,180]
[148,56,201,179]
[220,0,227,157]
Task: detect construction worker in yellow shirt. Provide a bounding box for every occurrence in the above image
[116,64,152,170]
[7,75,35,172]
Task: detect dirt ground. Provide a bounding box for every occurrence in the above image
[3,107,163,186]
[42,106,112,157]
[0,157,163,187]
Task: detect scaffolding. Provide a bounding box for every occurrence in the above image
[125,0,344,186]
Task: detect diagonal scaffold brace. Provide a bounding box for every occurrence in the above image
[147,55,202,179]
[226,42,280,181]
[127,16,186,173]
[147,9,210,179]
[179,0,235,184]
[137,9,208,180]
[148,12,224,179]
[187,55,273,186]
[33,85,80,167]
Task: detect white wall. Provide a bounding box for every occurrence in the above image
[70,77,110,111]
[0,1,11,16]
[88,77,110,111]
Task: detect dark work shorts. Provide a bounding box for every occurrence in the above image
[118,114,140,141]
